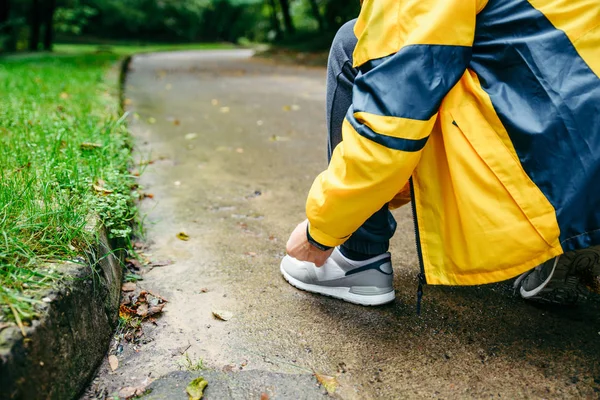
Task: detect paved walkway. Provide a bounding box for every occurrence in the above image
[86,50,600,399]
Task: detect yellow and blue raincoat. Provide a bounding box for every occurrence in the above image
[306,0,600,285]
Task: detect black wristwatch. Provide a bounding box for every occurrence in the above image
[306,225,333,251]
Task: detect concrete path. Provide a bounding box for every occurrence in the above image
[85,50,600,399]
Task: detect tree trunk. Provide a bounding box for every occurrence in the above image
[267,0,282,40]
[42,0,56,51]
[277,0,294,35]
[29,0,41,51]
[307,0,324,32]
[0,0,15,51]
[0,0,8,27]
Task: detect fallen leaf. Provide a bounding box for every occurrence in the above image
[173,119,180,125]
[212,310,233,321]
[80,142,102,150]
[92,184,113,195]
[220,107,230,113]
[124,98,132,105]
[282,105,291,111]
[211,99,219,106]
[185,133,198,140]
[126,258,143,270]
[136,303,149,317]
[122,282,136,292]
[149,260,173,268]
[177,232,190,241]
[235,148,244,153]
[60,92,69,99]
[261,393,270,400]
[146,304,165,317]
[315,373,339,394]
[108,355,119,371]
[186,377,208,400]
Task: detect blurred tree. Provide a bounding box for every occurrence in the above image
[42,0,56,50]
[306,0,323,32]
[277,0,294,35]
[28,0,40,50]
[267,0,282,40]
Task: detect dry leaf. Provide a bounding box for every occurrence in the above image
[122,282,136,292]
[80,142,102,150]
[261,393,270,400]
[177,232,190,241]
[147,304,165,317]
[186,377,208,400]
[92,184,113,195]
[235,148,244,153]
[60,92,69,99]
[315,373,339,394]
[173,119,180,126]
[212,310,233,321]
[108,355,119,371]
[149,260,173,268]
[282,105,291,111]
[219,107,230,113]
[136,303,149,317]
[185,133,198,140]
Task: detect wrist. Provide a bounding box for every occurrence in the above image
[306,224,333,251]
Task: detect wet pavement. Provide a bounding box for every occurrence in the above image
[84,50,600,399]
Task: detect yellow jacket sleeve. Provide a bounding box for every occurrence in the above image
[306,0,477,247]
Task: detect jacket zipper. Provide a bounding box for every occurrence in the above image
[409,177,427,315]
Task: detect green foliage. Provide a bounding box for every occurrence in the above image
[0,52,136,323]
[54,4,98,35]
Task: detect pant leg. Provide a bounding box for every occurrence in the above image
[325,19,397,255]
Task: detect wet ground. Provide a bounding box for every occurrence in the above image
[84,50,600,399]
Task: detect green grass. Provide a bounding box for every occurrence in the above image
[54,42,236,56]
[0,50,136,324]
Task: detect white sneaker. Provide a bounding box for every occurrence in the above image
[280,248,395,306]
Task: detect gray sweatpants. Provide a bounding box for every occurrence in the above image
[325,19,397,256]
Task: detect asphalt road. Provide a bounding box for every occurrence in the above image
[84,50,600,399]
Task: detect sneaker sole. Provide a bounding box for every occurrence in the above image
[520,246,600,305]
[280,264,395,306]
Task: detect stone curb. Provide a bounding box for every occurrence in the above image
[0,227,124,400]
[0,56,133,400]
